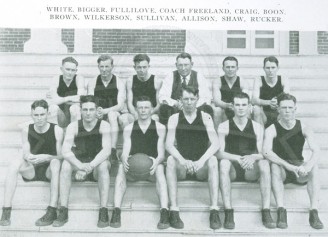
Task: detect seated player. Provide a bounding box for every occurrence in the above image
[166,86,220,230]
[158,52,213,125]
[0,100,64,226]
[88,55,125,161]
[212,56,249,127]
[217,92,274,229]
[52,95,111,228]
[110,96,169,229]
[46,57,86,128]
[252,56,290,127]
[119,54,162,127]
[263,93,324,229]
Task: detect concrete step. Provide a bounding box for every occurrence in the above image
[1,208,327,237]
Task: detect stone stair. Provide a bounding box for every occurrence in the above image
[0,53,328,236]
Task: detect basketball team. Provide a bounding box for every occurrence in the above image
[0,53,324,231]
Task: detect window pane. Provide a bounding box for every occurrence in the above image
[227,30,246,35]
[227,38,246,48]
[255,31,274,35]
[255,38,274,48]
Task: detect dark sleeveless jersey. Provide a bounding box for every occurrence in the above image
[273,120,305,166]
[57,75,78,97]
[94,75,118,108]
[220,76,242,103]
[28,123,57,156]
[132,75,157,107]
[171,70,199,100]
[73,120,102,162]
[176,110,209,161]
[224,119,258,156]
[130,120,158,157]
[259,76,283,104]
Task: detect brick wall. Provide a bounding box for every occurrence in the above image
[0,28,31,52]
[92,29,186,53]
[289,31,299,54]
[318,31,328,54]
[62,29,74,53]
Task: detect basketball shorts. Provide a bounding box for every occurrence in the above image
[22,162,50,182]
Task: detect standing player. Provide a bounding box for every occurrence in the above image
[119,54,162,127]
[52,95,111,228]
[212,56,249,127]
[88,55,125,161]
[0,100,63,226]
[46,57,86,128]
[110,96,169,229]
[158,52,213,125]
[263,93,324,229]
[252,56,290,127]
[217,92,274,229]
[166,86,220,230]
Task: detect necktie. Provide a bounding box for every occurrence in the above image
[182,76,187,87]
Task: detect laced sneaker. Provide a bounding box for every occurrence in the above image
[35,206,57,226]
[224,209,235,229]
[52,206,68,227]
[97,207,109,228]
[261,209,276,229]
[157,208,170,229]
[309,209,324,229]
[169,210,184,229]
[110,207,121,228]
[0,207,12,226]
[277,207,288,229]
[210,209,221,230]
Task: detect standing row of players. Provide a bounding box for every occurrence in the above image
[0,53,323,231]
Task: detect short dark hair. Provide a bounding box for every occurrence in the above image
[223,56,238,67]
[181,86,199,97]
[263,56,279,67]
[176,52,192,62]
[97,55,114,65]
[134,95,153,107]
[277,93,297,105]
[233,92,250,103]
[62,57,78,66]
[133,54,150,64]
[31,99,49,111]
[80,95,98,107]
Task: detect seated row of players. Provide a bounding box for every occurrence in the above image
[45,53,289,159]
[0,90,323,231]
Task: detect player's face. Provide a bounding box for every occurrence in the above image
[134,60,149,79]
[136,101,153,120]
[61,62,77,80]
[278,100,296,121]
[181,90,198,113]
[263,61,278,79]
[31,107,48,127]
[223,60,238,78]
[81,102,97,122]
[176,58,193,77]
[233,97,250,117]
[98,60,114,78]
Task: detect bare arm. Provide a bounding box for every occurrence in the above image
[62,122,84,169]
[155,122,166,164]
[87,77,97,95]
[251,77,271,106]
[302,123,320,172]
[193,113,220,171]
[165,114,185,164]
[217,121,242,162]
[152,77,162,114]
[121,123,133,172]
[89,121,111,168]
[126,77,138,117]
